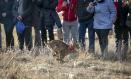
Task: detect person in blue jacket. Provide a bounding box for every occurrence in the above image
[87,0,117,58]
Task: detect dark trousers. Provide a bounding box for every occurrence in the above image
[95,29,110,55]
[114,22,128,48]
[41,25,54,46]
[3,21,14,48]
[114,18,129,60]
[114,18,128,54]
[17,27,32,50]
[51,11,62,28]
[79,19,95,51]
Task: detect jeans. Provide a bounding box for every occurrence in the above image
[17,27,32,50]
[79,19,95,51]
[95,29,110,56]
[63,20,78,44]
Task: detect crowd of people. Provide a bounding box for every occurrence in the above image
[0,0,131,61]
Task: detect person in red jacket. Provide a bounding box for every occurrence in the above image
[57,0,78,48]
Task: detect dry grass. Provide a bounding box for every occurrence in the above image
[0,44,131,79]
[0,25,131,79]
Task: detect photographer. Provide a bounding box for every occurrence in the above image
[87,0,117,58]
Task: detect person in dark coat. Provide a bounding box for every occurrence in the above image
[76,0,95,53]
[0,0,15,48]
[40,0,62,46]
[17,0,42,50]
[114,0,129,61]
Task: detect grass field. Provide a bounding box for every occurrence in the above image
[0,24,131,79]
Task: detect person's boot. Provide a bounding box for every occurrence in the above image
[121,43,128,61]
[115,40,122,60]
[78,42,85,52]
[88,49,95,53]
[101,47,108,59]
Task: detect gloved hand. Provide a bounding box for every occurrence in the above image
[57,28,63,40]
